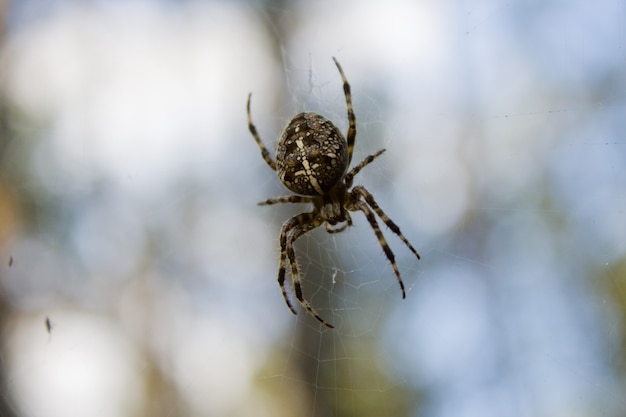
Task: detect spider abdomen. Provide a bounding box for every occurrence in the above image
[276,112,349,196]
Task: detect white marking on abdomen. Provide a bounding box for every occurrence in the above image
[296,139,324,194]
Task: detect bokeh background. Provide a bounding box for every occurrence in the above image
[0,1,625,416]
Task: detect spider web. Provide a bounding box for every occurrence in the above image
[0,1,625,417]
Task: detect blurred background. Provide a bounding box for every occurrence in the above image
[0,0,625,416]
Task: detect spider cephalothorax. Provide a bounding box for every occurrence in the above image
[247,57,420,328]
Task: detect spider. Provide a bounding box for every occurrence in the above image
[247,57,420,328]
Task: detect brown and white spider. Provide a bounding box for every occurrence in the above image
[247,57,420,328]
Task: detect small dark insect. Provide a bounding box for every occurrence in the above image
[8,256,13,267]
[45,316,54,334]
[247,57,421,328]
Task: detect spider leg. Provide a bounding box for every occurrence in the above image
[277,213,314,316]
[247,93,277,171]
[258,195,315,206]
[344,149,386,188]
[352,186,421,260]
[324,212,353,234]
[351,200,407,299]
[282,214,335,328]
[332,57,356,165]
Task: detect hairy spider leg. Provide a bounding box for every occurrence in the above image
[287,232,335,328]
[352,186,421,260]
[258,195,314,206]
[332,57,356,165]
[343,149,386,187]
[277,214,312,315]
[246,93,277,171]
[278,212,335,328]
[350,200,407,299]
[280,212,335,328]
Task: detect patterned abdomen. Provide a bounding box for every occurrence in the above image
[276,112,349,195]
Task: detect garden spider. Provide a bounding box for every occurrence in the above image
[247,57,420,328]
